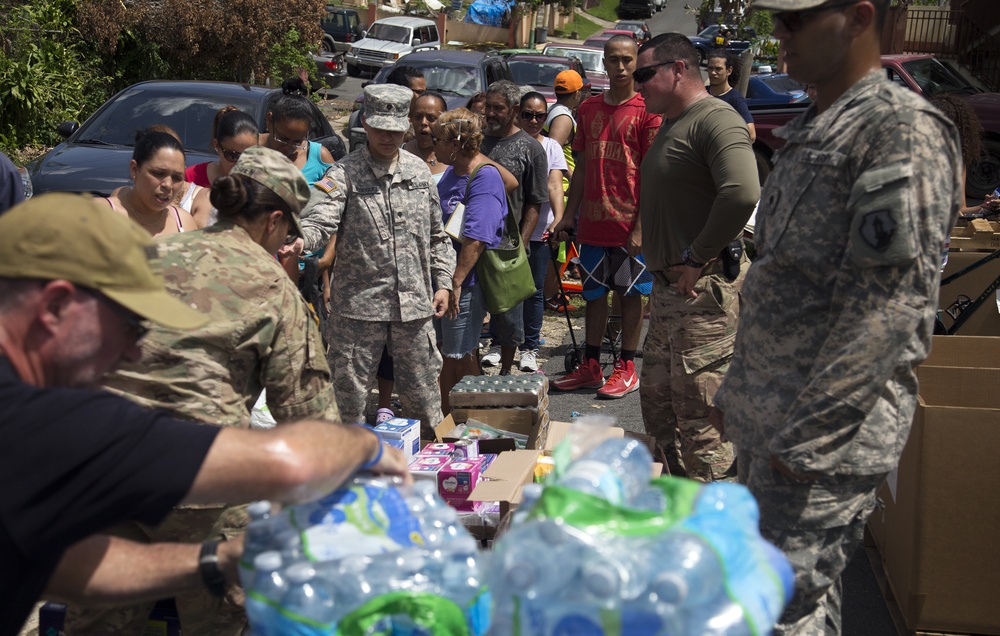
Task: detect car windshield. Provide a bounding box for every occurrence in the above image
[509,60,571,88]
[75,88,262,154]
[900,57,976,96]
[408,61,480,97]
[545,48,603,74]
[366,23,411,44]
[698,25,719,38]
[761,75,806,95]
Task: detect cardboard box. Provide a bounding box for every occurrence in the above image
[435,412,544,452]
[438,456,484,504]
[467,449,541,519]
[408,454,449,482]
[938,250,1000,336]
[375,418,420,460]
[419,442,455,456]
[867,336,1000,634]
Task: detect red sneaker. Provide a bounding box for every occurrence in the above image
[596,359,639,399]
[551,357,605,391]
[545,294,578,312]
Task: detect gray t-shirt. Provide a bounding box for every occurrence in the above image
[480,129,549,224]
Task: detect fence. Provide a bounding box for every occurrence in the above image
[902,7,1000,92]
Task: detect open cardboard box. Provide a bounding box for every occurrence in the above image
[867,336,1000,634]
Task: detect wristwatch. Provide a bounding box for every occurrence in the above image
[199,540,227,597]
[681,247,705,269]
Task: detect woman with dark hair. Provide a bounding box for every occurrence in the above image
[259,77,335,185]
[110,124,205,215]
[100,127,199,237]
[68,146,338,634]
[186,106,259,188]
[404,91,449,181]
[432,108,508,414]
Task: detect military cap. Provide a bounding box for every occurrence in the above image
[750,0,838,10]
[0,193,207,329]
[230,146,309,237]
[363,84,413,132]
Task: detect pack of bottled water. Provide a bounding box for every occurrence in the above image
[488,437,795,635]
[240,475,491,636]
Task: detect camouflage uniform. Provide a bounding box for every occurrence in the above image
[638,96,759,482]
[301,145,455,428]
[714,71,962,634]
[67,150,337,636]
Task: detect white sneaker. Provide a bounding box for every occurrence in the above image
[519,349,539,372]
[481,345,501,367]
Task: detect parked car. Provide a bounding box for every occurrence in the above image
[347,50,514,150]
[311,52,348,91]
[582,34,614,49]
[27,80,347,196]
[745,73,809,108]
[345,16,441,77]
[507,54,591,104]
[321,6,365,54]
[688,24,755,65]
[615,20,650,40]
[542,44,608,94]
[599,29,640,40]
[618,0,654,19]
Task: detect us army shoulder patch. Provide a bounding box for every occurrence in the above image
[859,209,896,252]
[315,177,337,194]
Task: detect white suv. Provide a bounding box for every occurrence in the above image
[345,17,441,77]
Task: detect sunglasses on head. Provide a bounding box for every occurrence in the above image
[632,60,686,84]
[520,110,546,122]
[772,0,858,32]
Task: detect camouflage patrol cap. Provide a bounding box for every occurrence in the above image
[230,146,309,237]
[0,193,207,329]
[749,0,834,10]
[363,84,413,132]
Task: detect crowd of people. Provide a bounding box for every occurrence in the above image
[0,0,967,634]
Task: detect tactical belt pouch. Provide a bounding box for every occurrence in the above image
[720,239,744,282]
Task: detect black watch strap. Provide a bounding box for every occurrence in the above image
[199,540,227,597]
[681,246,705,269]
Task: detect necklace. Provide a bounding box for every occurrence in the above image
[416,144,437,167]
[123,190,167,230]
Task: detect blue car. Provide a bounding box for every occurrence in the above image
[745,73,810,108]
[688,25,755,65]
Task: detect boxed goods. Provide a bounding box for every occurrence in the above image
[867,335,1000,634]
[374,418,420,461]
[447,375,551,449]
[438,456,485,510]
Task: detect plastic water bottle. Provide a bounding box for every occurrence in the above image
[580,542,655,603]
[511,483,544,526]
[245,551,286,635]
[325,555,375,621]
[240,511,294,586]
[693,482,760,526]
[629,485,668,513]
[681,598,754,636]
[439,534,483,606]
[498,520,584,599]
[276,563,335,635]
[648,529,726,607]
[557,438,653,506]
[422,505,463,547]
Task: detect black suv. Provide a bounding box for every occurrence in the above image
[618,0,654,19]
[347,50,514,150]
[321,7,365,54]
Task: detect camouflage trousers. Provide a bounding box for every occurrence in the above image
[65,505,250,635]
[738,448,886,636]
[639,271,740,481]
[328,316,443,429]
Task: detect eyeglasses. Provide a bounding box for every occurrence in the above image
[220,147,243,163]
[271,130,307,149]
[520,110,547,122]
[632,60,686,84]
[772,0,858,32]
[84,288,150,343]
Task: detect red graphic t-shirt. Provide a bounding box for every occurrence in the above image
[572,93,661,246]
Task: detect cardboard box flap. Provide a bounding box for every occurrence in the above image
[924,335,1000,369]
[917,365,1000,408]
[542,419,625,452]
[468,449,539,504]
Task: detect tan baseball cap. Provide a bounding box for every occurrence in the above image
[229,146,310,237]
[749,0,831,10]
[0,194,207,329]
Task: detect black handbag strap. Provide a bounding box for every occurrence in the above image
[463,162,519,248]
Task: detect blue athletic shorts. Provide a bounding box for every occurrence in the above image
[577,244,654,301]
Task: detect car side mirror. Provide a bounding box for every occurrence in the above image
[360,29,367,39]
[57,121,79,138]
[412,39,422,46]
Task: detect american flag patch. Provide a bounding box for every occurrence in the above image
[315,178,337,193]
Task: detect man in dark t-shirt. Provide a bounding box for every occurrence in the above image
[0,194,410,635]
[479,80,549,376]
[706,48,756,142]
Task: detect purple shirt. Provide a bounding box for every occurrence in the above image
[437,164,507,287]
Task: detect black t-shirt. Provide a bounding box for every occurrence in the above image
[0,357,220,635]
[480,129,549,225]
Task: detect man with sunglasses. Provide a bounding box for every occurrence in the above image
[0,194,410,636]
[632,33,758,481]
[711,0,962,633]
[550,35,661,399]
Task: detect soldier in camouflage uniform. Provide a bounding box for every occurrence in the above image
[712,0,963,633]
[633,33,760,481]
[66,147,339,635]
[300,84,454,430]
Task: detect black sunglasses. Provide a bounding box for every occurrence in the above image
[632,60,686,84]
[520,110,547,122]
[220,148,243,163]
[83,288,150,343]
[772,0,858,32]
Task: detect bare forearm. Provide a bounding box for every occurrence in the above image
[521,204,540,244]
[45,535,241,606]
[547,169,565,229]
[454,238,485,285]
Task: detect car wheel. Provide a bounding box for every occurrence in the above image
[321,38,334,54]
[754,147,772,186]
[967,138,1000,199]
[347,63,361,77]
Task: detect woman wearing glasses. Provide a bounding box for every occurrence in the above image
[69,146,339,634]
[431,109,508,414]
[259,77,335,186]
[187,106,260,226]
[101,127,199,237]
